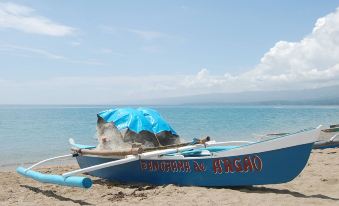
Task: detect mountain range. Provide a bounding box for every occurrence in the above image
[138,85,339,105]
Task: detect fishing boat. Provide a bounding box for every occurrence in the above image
[313,124,339,149]
[256,124,339,149]
[17,108,323,189]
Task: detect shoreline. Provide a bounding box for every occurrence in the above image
[0,159,78,172]
[0,148,338,205]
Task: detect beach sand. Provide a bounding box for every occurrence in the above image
[0,148,338,206]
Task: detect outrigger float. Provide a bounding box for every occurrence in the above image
[17,108,323,189]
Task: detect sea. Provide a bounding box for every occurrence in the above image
[1,105,339,169]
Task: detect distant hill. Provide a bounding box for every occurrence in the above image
[139,85,339,105]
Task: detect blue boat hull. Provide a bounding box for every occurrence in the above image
[76,143,313,186]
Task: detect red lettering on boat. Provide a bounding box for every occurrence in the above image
[152,161,159,171]
[177,160,184,172]
[213,155,263,175]
[140,160,147,171]
[184,161,191,172]
[213,159,223,174]
[165,161,171,172]
[171,161,178,172]
[243,155,253,172]
[160,161,166,171]
[222,158,233,173]
[193,161,206,172]
[141,160,193,173]
[147,161,152,171]
[233,158,243,172]
[252,155,263,171]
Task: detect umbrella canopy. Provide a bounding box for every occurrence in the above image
[97,107,177,135]
[98,108,153,134]
[137,108,177,135]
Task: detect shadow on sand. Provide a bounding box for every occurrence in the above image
[20,185,93,205]
[93,179,339,201]
[93,178,339,201]
[227,186,339,201]
[22,178,338,203]
[92,179,158,190]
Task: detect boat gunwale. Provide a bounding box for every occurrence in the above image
[75,126,321,160]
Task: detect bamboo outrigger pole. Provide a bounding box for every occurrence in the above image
[16,137,211,188]
[71,136,211,156]
[62,144,203,178]
[71,147,143,156]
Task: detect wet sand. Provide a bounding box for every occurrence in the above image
[0,148,338,206]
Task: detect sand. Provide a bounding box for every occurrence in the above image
[0,148,338,206]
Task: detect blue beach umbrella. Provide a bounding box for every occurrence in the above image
[137,107,177,135]
[97,108,153,134]
[97,107,178,135]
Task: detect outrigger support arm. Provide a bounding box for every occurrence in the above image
[16,144,204,189]
[24,154,76,171]
[330,134,338,142]
[62,145,203,177]
[16,153,92,189]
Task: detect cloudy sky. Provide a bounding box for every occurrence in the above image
[1,0,339,104]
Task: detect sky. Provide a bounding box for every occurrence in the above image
[1,0,339,104]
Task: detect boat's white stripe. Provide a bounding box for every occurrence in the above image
[77,126,322,161]
[213,125,322,157]
[146,126,322,160]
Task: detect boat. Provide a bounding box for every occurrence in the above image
[256,124,339,149]
[313,124,339,149]
[16,108,323,189]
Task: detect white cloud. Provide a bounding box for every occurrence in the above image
[68,58,106,66]
[0,44,106,66]
[93,8,339,96]
[242,8,339,89]
[182,69,227,89]
[0,2,75,36]
[0,44,65,59]
[99,25,171,41]
[0,75,184,104]
[92,48,124,57]
[179,7,339,92]
[2,8,339,104]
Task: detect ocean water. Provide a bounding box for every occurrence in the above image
[0,105,339,168]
